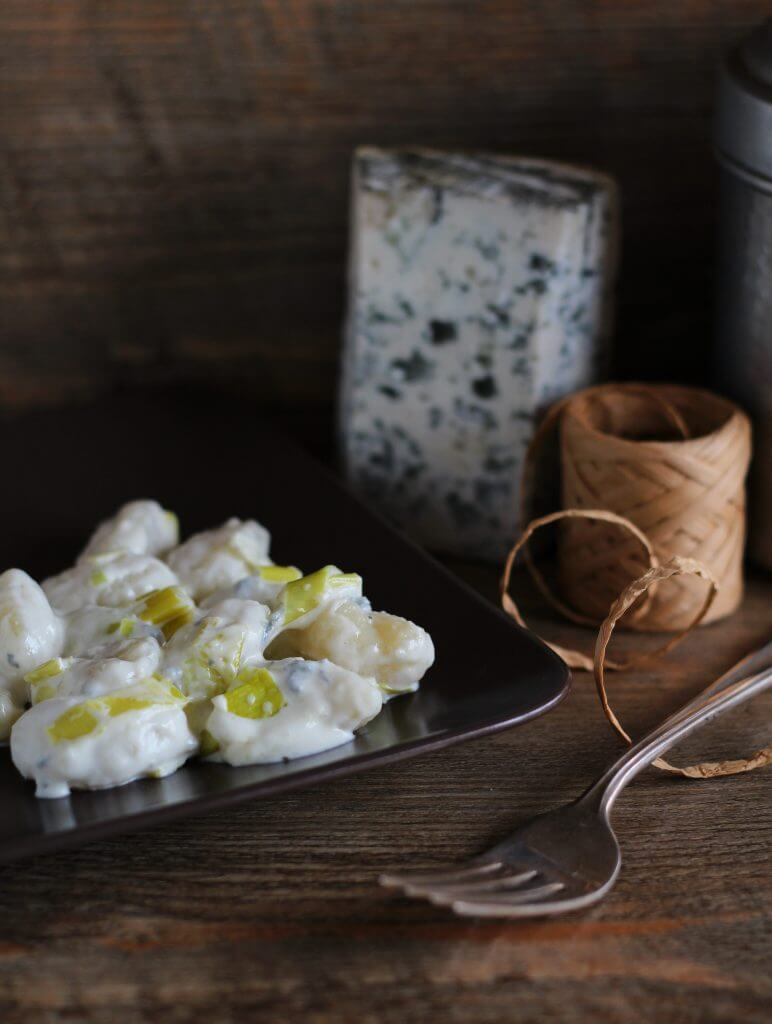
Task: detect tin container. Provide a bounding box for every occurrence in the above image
[714,20,772,570]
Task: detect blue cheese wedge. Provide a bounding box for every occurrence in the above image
[340,147,618,561]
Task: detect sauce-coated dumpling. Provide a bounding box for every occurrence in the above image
[43,552,178,615]
[0,569,64,717]
[163,598,270,699]
[268,598,435,694]
[12,679,197,798]
[79,500,179,561]
[27,637,164,705]
[203,658,383,765]
[166,518,272,600]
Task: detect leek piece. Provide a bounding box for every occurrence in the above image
[258,565,302,584]
[104,695,153,717]
[225,667,285,719]
[48,705,99,743]
[137,586,194,639]
[107,617,136,638]
[282,566,362,625]
[31,683,57,703]
[24,657,69,684]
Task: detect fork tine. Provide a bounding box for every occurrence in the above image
[426,871,540,905]
[474,881,565,904]
[453,899,564,918]
[406,869,537,901]
[379,860,502,889]
[452,881,565,915]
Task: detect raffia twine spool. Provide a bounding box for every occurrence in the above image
[500,382,768,778]
[558,384,752,632]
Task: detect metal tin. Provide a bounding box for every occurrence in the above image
[714,20,772,570]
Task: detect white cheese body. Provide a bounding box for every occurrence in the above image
[341,148,618,560]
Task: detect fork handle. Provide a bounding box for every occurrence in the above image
[583,658,772,817]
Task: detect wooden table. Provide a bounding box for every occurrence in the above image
[0,567,769,1023]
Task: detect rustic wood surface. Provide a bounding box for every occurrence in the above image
[1,1,770,412]
[0,565,768,1024]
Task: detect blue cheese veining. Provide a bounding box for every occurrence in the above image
[340,148,619,561]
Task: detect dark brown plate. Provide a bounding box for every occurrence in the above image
[0,395,569,863]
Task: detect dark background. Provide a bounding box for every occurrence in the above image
[1,1,767,421]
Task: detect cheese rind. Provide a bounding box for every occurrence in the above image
[340,148,618,561]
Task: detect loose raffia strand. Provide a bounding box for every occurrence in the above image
[500,507,660,671]
[593,555,771,778]
[503,519,769,778]
[592,557,715,741]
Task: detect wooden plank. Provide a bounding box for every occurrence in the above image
[1,1,769,412]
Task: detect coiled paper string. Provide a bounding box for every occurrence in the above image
[501,383,770,779]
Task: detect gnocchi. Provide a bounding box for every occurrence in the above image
[4,501,434,797]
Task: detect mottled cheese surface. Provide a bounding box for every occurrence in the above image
[340,148,618,560]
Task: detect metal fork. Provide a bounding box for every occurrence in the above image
[380,641,772,918]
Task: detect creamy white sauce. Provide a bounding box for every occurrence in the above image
[28,638,163,704]
[5,502,435,798]
[62,606,163,659]
[201,565,300,609]
[43,552,178,614]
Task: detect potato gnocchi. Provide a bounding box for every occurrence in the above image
[2,500,434,797]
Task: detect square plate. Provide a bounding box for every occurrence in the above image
[0,396,569,863]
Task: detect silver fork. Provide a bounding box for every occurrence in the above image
[380,642,772,918]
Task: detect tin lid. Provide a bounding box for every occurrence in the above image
[715,19,772,184]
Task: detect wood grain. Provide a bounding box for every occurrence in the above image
[0,565,768,1023]
[1,1,769,413]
